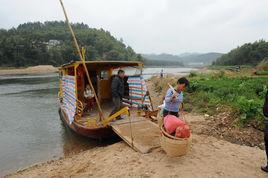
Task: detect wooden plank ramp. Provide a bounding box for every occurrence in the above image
[110,116,161,153]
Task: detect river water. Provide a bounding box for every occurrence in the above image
[0,67,196,176]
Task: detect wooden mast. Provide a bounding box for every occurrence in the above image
[58,0,104,120]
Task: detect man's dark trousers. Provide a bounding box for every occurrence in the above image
[110,97,122,116]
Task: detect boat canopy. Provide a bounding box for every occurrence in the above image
[61,60,143,69]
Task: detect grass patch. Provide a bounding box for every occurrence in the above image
[255,70,268,75]
[183,73,267,128]
[151,72,267,129]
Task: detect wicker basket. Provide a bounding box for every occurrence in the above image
[160,124,191,157]
[157,116,163,127]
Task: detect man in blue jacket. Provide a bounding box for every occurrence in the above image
[261,90,268,173]
[110,70,125,118]
[163,77,189,117]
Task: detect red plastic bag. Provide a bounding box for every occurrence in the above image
[175,124,190,138]
[164,115,185,134]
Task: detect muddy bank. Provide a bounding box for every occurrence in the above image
[0,65,58,75]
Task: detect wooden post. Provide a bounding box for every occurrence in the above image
[59,0,104,120]
[140,66,144,106]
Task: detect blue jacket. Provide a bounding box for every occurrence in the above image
[164,88,183,112]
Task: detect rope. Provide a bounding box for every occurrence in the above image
[128,111,134,148]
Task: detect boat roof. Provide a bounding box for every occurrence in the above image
[61,60,143,69]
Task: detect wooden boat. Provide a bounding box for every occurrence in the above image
[57,0,158,140]
[58,60,156,139]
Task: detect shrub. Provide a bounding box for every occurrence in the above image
[189,72,198,78]
[257,58,268,71]
[236,96,263,124]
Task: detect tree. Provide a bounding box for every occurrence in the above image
[215,40,268,66]
[0,21,142,67]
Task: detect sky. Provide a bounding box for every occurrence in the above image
[1,0,268,54]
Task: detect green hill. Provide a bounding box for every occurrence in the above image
[214,40,268,66]
[142,52,223,66]
[0,21,142,67]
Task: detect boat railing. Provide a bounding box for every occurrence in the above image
[101,107,130,127]
[75,99,84,120]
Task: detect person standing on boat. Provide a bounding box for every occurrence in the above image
[163,77,189,117]
[110,69,125,118]
[84,84,95,112]
[261,90,268,173]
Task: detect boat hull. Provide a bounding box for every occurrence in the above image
[58,107,116,139]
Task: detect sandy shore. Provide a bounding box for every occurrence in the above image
[6,113,267,178]
[0,65,58,75]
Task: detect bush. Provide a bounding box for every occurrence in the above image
[257,58,268,70]
[189,72,198,78]
[236,96,263,124]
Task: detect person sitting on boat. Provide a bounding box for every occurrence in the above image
[110,69,125,119]
[84,84,95,111]
[163,77,189,118]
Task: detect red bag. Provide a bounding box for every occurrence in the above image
[164,115,185,134]
[175,124,190,138]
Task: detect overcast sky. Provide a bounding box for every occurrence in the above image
[1,0,268,54]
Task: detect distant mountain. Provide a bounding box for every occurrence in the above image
[181,53,223,65]
[178,52,202,57]
[142,53,179,61]
[142,52,223,66]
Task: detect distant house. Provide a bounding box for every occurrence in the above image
[48,39,61,46]
[35,39,61,49]
[47,40,61,50]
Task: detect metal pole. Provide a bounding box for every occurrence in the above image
[58,0,104,120]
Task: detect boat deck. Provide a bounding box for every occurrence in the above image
[75,101,161,153]
[75,101,114,128]
[76,101,140,127]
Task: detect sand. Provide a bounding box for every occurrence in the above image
[0,65,58,75]
[6,113,267,178]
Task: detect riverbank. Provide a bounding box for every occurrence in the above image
[6,71,268,177]
[0,65,58,75]
[150,71,267,149]
[6,113,267,178]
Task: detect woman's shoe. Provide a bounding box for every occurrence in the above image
[261,165,268,173]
